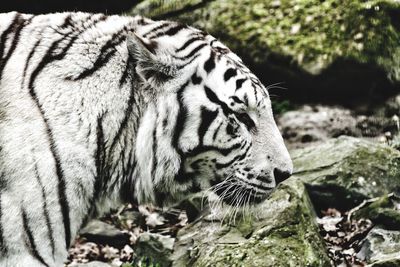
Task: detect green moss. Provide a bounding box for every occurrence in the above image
[170,180,330,267]
[354,194,400,230]
[292,136,400,203]
[272,100,294,115]
[131,0,400,81]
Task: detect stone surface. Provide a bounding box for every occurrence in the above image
[291,136,400,210]
[170,179,330,267]
[129,0,400,100]
[135,232,175,267]
[278,105,358,148]
[68,261,112,267]
[79,220,130,249]
[277,105,400,149]
[353,194,400,230]
[357,227,400,265]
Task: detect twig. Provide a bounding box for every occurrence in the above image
[346,192,394,222]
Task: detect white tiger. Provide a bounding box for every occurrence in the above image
[0,12,293,266]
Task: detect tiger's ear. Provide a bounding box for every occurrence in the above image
[127,33,177,87]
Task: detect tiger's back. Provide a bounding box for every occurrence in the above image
[0,12,142,266]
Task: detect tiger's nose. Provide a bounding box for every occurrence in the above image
[273,168,292,184]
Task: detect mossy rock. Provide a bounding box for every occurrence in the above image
[129,0,400,101]
[170,179,330,267]
[291,136,400,211]
[353,194,400,230]
[357,227,400,266]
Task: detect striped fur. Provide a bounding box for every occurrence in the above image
[0,12,292,266]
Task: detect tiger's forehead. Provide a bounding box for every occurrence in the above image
[214,48,269,111]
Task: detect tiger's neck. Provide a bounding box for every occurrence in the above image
[85,66,151,219]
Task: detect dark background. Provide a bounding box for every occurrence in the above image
[0,1,136,14]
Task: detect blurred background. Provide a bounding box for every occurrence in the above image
[3,1,399,266]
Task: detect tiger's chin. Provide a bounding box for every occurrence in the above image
[213,182,274,206]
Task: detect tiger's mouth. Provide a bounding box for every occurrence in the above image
[213,178,273,205]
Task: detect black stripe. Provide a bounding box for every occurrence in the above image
[151,112,158,180]
[198,107,218,146]
[177,43,207,60]
[21,208,50,267]
[109,85,136,156]
[81,120,111,225]
[186,142,242,158]
[22,39,41,88]
[214,46,230,54]
[93,115,106,205]
[27,17,79,249]
[216,142,251,169]
[142,22,171,38]
[119,157,137,203]
[172,82,189,153]
[224,68,237,82]
[62,15,128,81]
[119,53,132,86]
[204,86,232,116]
[172,82,190,183]
[70,32,128,80]
[212,122,222,141]
[204,51,216,73]
[0,13,19,68]
[60,14,73,28]
[253,84,258,103]
[136,17,149,26]
[238,177,271,191]
[0,15,30,81]
[243,93,249,107]
[176,35,203,52]
[153,24,186,38]
[231,96,244,105]
[33,164,55,258]
[191,73,202,85]
[162,112,169,133]
[235,78,246,91]
[176,53,201,70]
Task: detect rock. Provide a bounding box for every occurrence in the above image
[375,94,400,118]
[353,194,400,230]
[67,261,112,267]
[291,136,400,210]
[177,192,207,222]
[277,105,400,149]
[392,133,400,151]
[79,220,130,249]
[135,232,175,267]
[117,210,142,229]
[129,0,400,101]
[278,105,358,148]
[357,227,400,265]
[170,179,330,267]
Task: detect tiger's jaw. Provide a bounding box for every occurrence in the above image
[209,175,276,206]
[214,182,272,206]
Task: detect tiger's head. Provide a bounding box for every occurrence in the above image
[129,19,292,207]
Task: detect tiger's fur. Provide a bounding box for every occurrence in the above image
[0,12,292,266]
